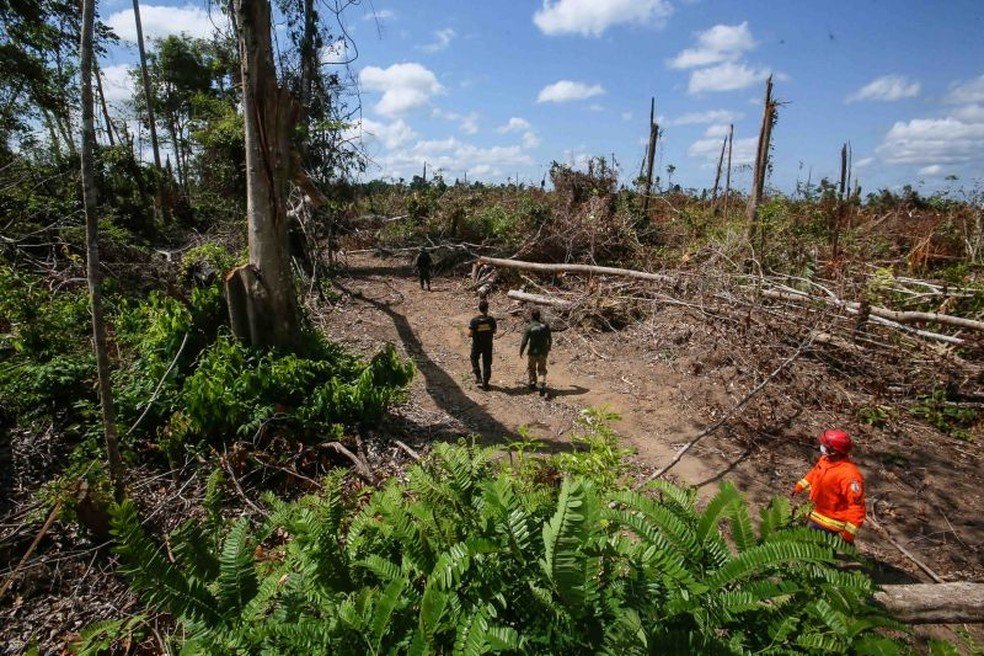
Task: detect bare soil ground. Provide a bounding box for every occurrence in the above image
[319,254,983,590]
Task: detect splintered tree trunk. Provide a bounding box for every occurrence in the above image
[642,97,658,214]
[81,0,125,501]
[234,0,301,350]
[746,75,775,250]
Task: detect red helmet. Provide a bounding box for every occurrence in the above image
[819,429,852,454]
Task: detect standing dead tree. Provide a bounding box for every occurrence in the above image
[641,97,659,215]
[723,124,734,221]
[746,76,777,252]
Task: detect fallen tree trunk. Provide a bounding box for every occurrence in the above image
[478,256,674,284]
[507,289,572,308]
[760,289,967,346]
[759,288,983,334]
[875,583,984,624]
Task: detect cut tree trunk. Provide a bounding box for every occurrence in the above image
[234,0,302,350]
[477,256,674,284]
[747,75,775,249]
[874,583,984,624]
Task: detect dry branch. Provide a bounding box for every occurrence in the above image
[635,337,811,487]
[478,256,673,283]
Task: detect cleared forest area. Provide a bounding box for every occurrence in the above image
[1,2,982,653]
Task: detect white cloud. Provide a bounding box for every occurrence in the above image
[434,109,480,134]
[704,124,730,138]
[374,137,533,181]
[855,157,874,168]
[945,74,984,105]
[537,80,605,103]
[533,0,672,37]
[365,9,395,21]
[498,117,532,133]
[670,22,756,69]
[359,63,444,117]
[688,62,771,94]
[876,115,984,165]
[688,135,758,166]
[106,4,225,42]
[100,64,135,104]
[350,118,416,149]
[670,109,743,125]
[952,104,984,122]
[845,75,920,103]
[320,39,350,65]
[522,131,542,148]
[421,28,456,53]
[918,164,943,176]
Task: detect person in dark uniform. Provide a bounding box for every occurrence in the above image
[468,299,496,389]
[414,247,432,290]
[520,308,552,396]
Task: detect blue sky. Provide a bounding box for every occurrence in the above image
[99,0,984,195]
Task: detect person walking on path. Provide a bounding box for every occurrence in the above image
[414,247,432,290]
[468,299,496,389]
[520,308,552,396]
[791,429,866,544]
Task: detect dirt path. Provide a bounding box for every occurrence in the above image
[319,254,983,591]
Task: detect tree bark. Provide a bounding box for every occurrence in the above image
[723,124,734,221]
[506,289,573,308]
[234,0,302,350]
[874,583,984,624]
[712,133,726,203]
[478,256,673,283]
[81,0,125,501]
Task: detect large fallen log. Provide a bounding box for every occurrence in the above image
[506,289,573,308]
[875,583,984,624]
[478,256,674,284]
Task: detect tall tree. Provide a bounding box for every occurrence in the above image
[130,0,161,170]
[231,0,302,349]
[80,0,125,499]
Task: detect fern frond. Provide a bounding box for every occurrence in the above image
[216,518,258,616]
[696,482,740,544]
[726,496,757,553]
[708,541,832,589]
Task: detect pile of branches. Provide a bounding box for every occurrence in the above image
[478,256,984,423]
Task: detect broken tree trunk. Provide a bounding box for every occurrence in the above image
[874,583,984,624]
[712,133,727,203]
[642,97,658,215]
[477,256,674,284]
[746,75,775,250]
[723,124,734,221]
[507,289,573,309]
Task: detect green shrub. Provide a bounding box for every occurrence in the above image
[105,442,908,655]
[178,335,413,442]
[0,267,95,423]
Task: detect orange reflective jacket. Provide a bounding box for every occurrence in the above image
[794,456,865,542]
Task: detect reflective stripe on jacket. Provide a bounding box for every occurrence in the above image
[794,456,865,542]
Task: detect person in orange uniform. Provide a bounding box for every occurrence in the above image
[791,429,866,543]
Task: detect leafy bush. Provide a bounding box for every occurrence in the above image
[106,442,907,655]
[0,267,95,423]
[176,335,414,442]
